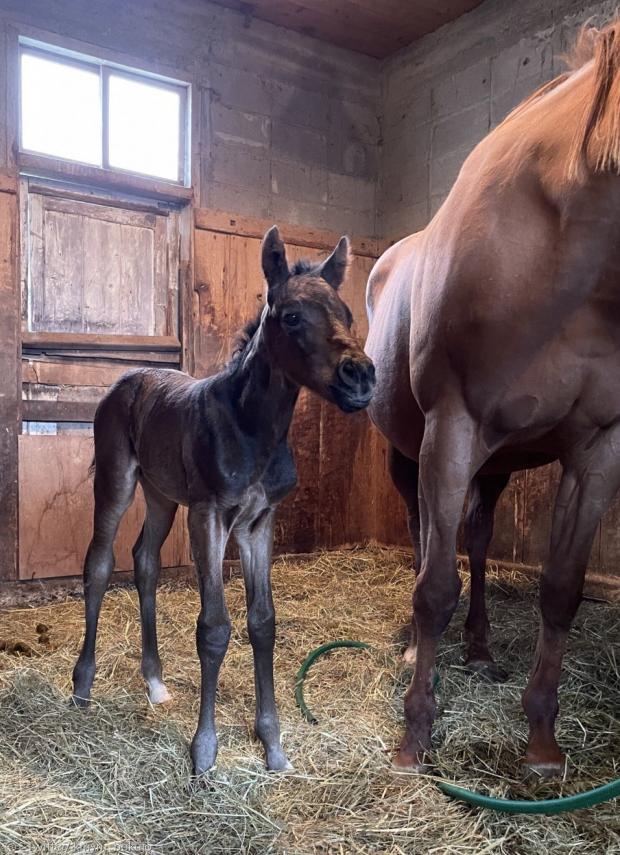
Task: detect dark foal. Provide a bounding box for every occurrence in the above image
[71,226,375,773]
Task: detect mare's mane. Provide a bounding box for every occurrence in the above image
[494,19,620,177]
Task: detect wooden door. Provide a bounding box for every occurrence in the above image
[18,178,190,579]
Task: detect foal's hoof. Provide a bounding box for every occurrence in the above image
[266,748,294,773]
[465,659,509,683]
[191,736,218,776]
[69,693,90,708]
[147,679,172,705]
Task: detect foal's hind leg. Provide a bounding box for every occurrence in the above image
[72,448,138,706]
[463,472,510,682]
[133,481,178,704]
[388,447,421,666]
[236,509,291,772]
[522,426,620,777]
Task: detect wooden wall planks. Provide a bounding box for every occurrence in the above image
[18,435,190,578]
[0,183,19,580]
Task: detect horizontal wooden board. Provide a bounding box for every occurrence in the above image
[22,332,181,352]
[194,207,385,259]
[18,152,193,205]
[22,400,98,423]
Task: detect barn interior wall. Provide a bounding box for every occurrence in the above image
[378,0,618,240]
[0,0,381,237]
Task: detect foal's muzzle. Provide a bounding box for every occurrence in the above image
[331,356,376,412]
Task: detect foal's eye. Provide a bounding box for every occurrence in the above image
[282,313,301,329]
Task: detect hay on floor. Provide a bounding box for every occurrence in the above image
[0,547,618,854]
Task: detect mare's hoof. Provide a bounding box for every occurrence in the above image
[392,749,429,774]
[69,693,90,708]
[465,659,509,683]
[523,751,566,780]
[147,680,173,705]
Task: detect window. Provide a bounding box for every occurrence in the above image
[19,40,189,184]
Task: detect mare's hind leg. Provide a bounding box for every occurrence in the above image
[133,481,178,704]
[72,444,138,706]
[388,447,421,666]
[463,471,510,682]
[522,425,620,777]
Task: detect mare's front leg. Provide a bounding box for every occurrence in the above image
[396,407,484,770]
[188,502,231,774]
[236,509,291,771]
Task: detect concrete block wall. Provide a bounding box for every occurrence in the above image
[0,0,381,237]
[0,0,617,243]
[378,0,618,241]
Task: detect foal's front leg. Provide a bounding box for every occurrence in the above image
[188,502,231,774]
[236,510,292,771]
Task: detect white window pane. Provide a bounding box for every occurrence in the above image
[20,52,102,166]
[108,74,181,181]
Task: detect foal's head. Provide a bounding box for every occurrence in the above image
[260,226,375,412]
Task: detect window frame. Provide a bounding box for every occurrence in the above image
[18,37,191,188]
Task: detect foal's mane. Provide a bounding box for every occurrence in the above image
[497,19,620,177]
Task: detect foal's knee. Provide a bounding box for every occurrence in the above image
[248,605,276,650]
[196,615,231,659]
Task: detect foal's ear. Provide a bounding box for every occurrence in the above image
[320,236,350,290]
[261,225,289,302]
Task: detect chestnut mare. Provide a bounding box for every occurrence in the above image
[366,22,620,776]
[72,227,375,774]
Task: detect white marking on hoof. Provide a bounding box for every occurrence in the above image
[147,679,172,705]
[402,644,417,666]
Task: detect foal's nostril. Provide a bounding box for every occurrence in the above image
[338,358,359,388]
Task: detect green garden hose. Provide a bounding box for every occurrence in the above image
[437,778,620,814]
[295,640,620,814]
[295,640,371,724]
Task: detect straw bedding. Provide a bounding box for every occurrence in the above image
[0,547,617,854]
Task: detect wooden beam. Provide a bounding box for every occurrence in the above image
[22,400,98,423]
[0,191,19,580]
[194,207,384,258]
[18,152,194,206]
[22,331,182,353]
